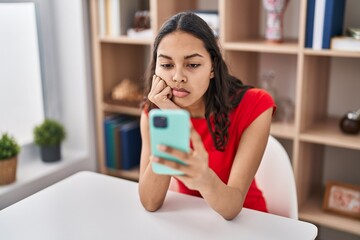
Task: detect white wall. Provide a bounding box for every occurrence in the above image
[52,0,95,155]
[0,0,96,209]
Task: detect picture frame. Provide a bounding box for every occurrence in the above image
[323,181,360,219]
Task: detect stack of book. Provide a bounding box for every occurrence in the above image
[305,0,346,50]
[103,115,142,170]
[331,28,360,52]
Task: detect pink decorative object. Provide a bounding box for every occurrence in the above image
[262,0,289,43]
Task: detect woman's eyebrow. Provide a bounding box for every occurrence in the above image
[184,53,203,59]
[157,53,204,60]
[158,54,172,60]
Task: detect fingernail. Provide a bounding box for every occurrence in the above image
[157,144,166,151]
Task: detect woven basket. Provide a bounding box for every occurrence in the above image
[0,156,17,185]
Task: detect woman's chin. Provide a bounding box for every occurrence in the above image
[172,98,187,108]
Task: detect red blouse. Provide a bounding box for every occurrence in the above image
[175,88,276,212]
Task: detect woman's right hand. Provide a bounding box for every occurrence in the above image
[147,75,179,109]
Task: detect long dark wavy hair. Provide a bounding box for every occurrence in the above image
[143,12,251,151]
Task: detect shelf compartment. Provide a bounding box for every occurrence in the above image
[220,0,300,44]
[300,195,360,236]
[223,39,299,54]
[100,43,150,102]
[300,118,360,150]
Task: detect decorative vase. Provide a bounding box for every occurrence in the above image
[0,156,17,185]
[339,108,360,135]
[262,0,289,43]
[41,145,61,163]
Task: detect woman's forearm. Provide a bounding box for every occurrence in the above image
[199,170,245,220]
[138,164,171,212]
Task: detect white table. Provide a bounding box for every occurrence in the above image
[0,171,317,240]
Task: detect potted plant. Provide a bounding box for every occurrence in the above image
[34,119,66,163]
[0,133,20,185]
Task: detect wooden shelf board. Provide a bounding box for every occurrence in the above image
[223,39,299,54]
[299,195,360,236]
[300,118,360,150]
[270,121,296,139]
[105,167,140,182]
[304,49,360,58]
[99,36,153,45]
[103,102,141,116]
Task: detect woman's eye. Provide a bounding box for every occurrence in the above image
[188,64,201,69]
[160,64,173,69]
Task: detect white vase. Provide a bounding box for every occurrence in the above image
[262,0,289,43]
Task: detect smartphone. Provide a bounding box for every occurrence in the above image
[149,109,190,175]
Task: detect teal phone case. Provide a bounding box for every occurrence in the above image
[149,109,190,175]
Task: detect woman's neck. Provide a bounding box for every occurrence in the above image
[184,98,206,118]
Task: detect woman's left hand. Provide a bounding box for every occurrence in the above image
[153,124,211,191]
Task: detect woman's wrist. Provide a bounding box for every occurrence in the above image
[197,168,217,195]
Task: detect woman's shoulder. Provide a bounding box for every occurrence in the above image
[233,88,276,116]
[244,88,273,100]
[230,88,276,130]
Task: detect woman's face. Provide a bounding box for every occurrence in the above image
[155,31,214,116]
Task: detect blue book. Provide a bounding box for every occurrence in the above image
[104,116,118,169]
[119,120,142,170]
[305,0,316,48]
[104,115,129,169]
[322,0,346,49]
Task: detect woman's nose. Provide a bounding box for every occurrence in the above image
[172,67,187,83]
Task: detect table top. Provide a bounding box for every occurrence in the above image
[0,171,317,240]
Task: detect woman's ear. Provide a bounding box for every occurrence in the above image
[210,69,214,79]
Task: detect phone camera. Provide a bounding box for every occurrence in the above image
[153,116,168,128]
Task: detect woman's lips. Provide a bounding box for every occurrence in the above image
[172,88,190,98]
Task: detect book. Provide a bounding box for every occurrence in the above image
[104,0,112,35]
[104,115,118,169]
[322,0,346,49]
[104,115,130,169]
[119,119,142,170]
[305,0,316,48]
[312,0,326,50]
[331,37,360,52]
[109,0,120,36]
[98,0,106,36]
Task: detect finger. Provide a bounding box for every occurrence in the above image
[162,86,173,99]
[151,153,190,175]
[148,79,165,100]
[156,158,190,175]
[157,144,189,164]
[152,74,160,86]
[153,79,167,93]
[153,81,171,102]
[150,75,161,92]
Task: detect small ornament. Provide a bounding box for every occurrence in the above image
[262,0,289,43]
[260,70,278,101]
[339,108,360,135]
[112,78,143,102]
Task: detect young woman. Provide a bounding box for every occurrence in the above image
[138,12,276,220]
